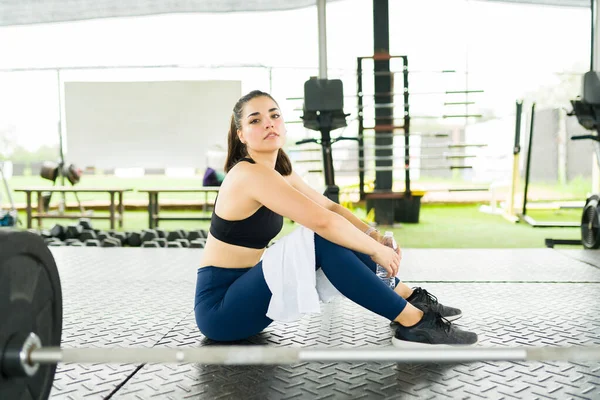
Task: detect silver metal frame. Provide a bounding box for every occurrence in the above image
[24,342,600,368]
[317,0,328,79]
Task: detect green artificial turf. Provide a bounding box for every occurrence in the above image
[13,204,582,249]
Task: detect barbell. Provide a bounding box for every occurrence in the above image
[1,230,599,400]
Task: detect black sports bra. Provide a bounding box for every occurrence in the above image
[209,158,283,249]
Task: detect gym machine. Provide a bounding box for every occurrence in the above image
[547,71,600,248]
[298,78,354,203]
[545,0,600,248]
[295,0,353,204]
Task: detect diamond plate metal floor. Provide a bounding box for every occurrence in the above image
[46,247,600,400]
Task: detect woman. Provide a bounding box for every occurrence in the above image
[195,90,477,347]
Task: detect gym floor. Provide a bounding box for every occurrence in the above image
[48,247,600,399]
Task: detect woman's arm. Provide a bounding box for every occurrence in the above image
[286,171,383,242]
[235,163,399,275]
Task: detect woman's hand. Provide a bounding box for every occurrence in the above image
[370,243,400,278]
[369,230,403,259]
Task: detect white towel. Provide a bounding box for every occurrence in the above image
[261,226,343,322]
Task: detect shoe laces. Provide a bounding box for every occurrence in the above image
[415,288,439,306]
[433,312,452,334]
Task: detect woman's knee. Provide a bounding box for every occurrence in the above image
[314,234,358,268]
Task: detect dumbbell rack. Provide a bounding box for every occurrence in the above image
[42,218,209,248]
[356,54,410,201]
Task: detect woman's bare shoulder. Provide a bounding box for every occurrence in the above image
[218,162,265,197]
[215,163,264,216]
[225,161,271,183]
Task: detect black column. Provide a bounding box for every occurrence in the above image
[373,0,392,191]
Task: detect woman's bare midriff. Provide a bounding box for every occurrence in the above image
[199,233,265,269]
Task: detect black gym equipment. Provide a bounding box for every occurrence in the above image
[39,161,83,213]
[581,194,600,248]
[545,71,600,248]
[569,87,600,249]
[299,77,353,204]
[26,218,208,249]
[543,0,600,248]
[38,97,83,214]
[0,230,62,400]
[294,0,352,205]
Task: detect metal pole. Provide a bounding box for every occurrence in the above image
[403,56,411,195]
[27,345,600,366]
[590,0,600,71]
[357,57,365,200]
[321,126,335,186]
[56,69,67,214]
[317,0,327,79]
[592,0,600,193]
[507,101,522,219]
[522,103,535,216]
[57,69,65,187]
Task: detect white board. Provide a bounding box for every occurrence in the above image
[64,80,241,171]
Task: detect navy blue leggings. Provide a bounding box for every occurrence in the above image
[194,234,407,341]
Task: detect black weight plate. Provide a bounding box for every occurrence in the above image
[581,195,600,249]
[0,229,62,400]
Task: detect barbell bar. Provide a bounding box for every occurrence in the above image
[5,332,600,377]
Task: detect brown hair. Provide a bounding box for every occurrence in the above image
[224,90,292,176]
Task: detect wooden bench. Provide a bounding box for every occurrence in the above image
[138,187,220,229]
[14,187,133,229]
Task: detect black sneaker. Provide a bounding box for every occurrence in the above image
[390,287,462,329]
[409,287,462,321]
[392,311,478,347]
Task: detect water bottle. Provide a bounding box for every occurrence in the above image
[376,231,397,289]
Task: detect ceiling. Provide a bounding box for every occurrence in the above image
[0,0,591,27]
